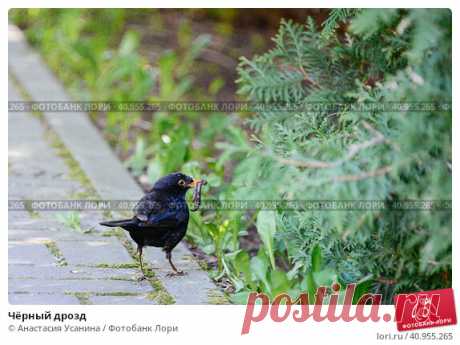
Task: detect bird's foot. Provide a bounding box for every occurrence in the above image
[136,274,147,282]
[166,270,187,278]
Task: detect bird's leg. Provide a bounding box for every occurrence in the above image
[137,246,147,281]
[165,251,185,277]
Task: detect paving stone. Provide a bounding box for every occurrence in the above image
[89,295,156,305]
[8,114,69,178]
[8,161,66,178]
[8,215,63,230]
[9,278,152,294]
[79,212,112,233]
[9,229,58,242]
[7,226,96,243]
[8,228,114,242]
[57,239,133,266]
[8,211,32,224]
[9,293,80,305]
[9,176,83,200]
[9,264,139,280]
[9,241,56,266]
[9,212,107,235]
[8,229,64,242]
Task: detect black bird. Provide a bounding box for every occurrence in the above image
[100,172,203,277]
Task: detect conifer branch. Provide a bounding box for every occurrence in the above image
[274,121,387,169]
[333,164,393,182]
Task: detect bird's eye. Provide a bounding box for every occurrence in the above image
[178,179,186,187]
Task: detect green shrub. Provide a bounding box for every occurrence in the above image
[225,9,451,302]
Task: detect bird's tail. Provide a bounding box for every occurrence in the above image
[99,219,135,228]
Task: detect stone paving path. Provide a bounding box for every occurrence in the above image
[8,82,157,305]
[8,24,226,305]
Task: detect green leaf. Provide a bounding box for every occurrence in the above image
[349,9,398,38]
[353,274,374,304]
[313,268,337,287]
[234,251,251,279]
[147,159,162,184]
[231,291,251,305]
[250,252,271,294]
[306,271,317,304]
[270,270,291,298]
[118,31,139,56]
[125,137,148,176]
[256,210,277,269]
[311,244,322,272]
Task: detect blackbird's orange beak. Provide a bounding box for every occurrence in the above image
[187,179,203,188]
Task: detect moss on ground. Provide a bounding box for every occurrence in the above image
[106,276,136,282]
[94,263,138,269]
[207,289,230,305]
[47,130,98,198]
[44,241,68,266]
[9,73,44,120]
[101,228,125,237]
[147,288,175,305]
[67,291,156,304]
[95,292,140,297]
[70,292,92,305]
[23,199,40,219]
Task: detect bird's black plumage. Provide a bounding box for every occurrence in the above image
[100,172,200,277]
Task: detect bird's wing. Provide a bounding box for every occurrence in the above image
[133,192,160,222]
[133,191,187,229]
[136,209,181,228]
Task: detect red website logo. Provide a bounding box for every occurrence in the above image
[394,288,457,331]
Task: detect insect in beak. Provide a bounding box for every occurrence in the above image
[190,179,207,211]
